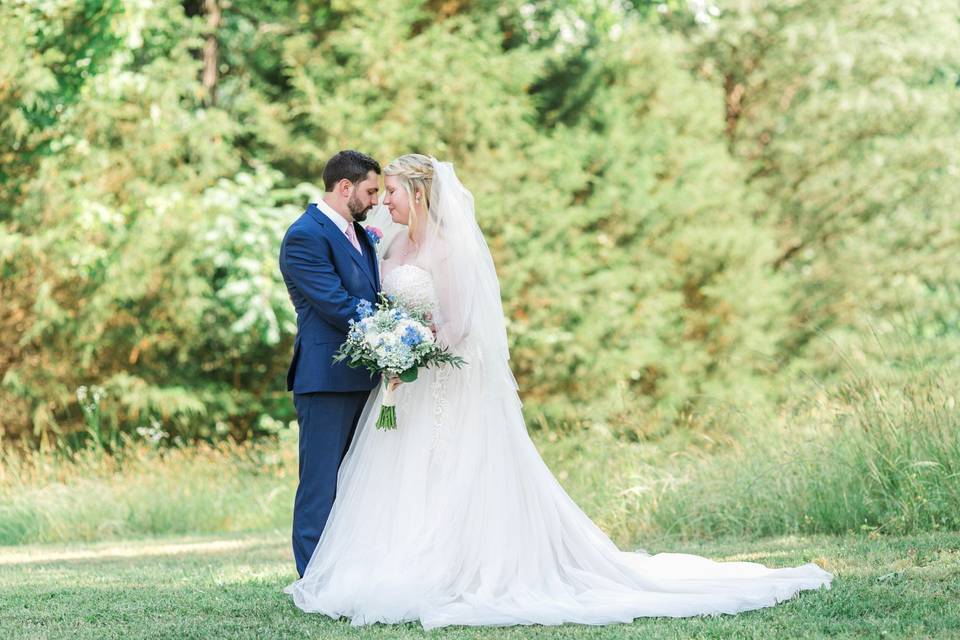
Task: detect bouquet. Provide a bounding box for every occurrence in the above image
[333,295,466,430]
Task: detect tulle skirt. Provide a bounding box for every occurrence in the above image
[284,360,831,629]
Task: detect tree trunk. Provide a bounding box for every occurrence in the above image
[202,0,221,106]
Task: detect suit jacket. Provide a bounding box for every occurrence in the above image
[279,203,381,393]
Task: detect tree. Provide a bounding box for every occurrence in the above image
[0,1,295,446]
[682,0,960,377]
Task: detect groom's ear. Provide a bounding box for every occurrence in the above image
[336,178,353,198]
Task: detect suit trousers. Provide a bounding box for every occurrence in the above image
[291,390,370,577]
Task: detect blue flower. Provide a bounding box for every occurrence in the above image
[392,309,405,321]
[347,322,364,340]
[355,299,374,319]
[364,226,383,245]
[401,325,422,347]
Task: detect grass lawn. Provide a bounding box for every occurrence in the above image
[2,531,958,639]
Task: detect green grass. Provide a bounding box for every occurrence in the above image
[3,362,959,549]
[2,342,958,637]
[2,531,959,639]
[0,423,667,548]
[642,364,960,539]
[0,436,298,546]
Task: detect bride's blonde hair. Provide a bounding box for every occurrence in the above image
[384,153,434,240]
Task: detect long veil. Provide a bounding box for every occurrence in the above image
[418,158,517,392]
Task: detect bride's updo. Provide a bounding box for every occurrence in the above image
[384,153,434,240]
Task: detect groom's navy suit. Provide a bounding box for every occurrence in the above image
[279,202,380,577]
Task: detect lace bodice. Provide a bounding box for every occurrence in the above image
[381,264,438,316]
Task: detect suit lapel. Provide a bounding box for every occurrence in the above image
[357,224,381,291]
[306,204,377,290]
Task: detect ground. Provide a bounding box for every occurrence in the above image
[3,531,959,639]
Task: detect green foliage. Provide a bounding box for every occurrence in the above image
[6,332,957,545]
[683,0,960,377]
[495,26,790,437]
[1,0,958,447]
[0,0,123,206]
[1,2,296,444]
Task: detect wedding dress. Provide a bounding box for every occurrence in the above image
[284,160,831,629]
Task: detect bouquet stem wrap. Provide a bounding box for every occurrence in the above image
[376,379,398,430]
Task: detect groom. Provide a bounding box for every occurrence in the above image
[279,150,382,577]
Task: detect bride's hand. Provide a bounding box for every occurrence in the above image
[387,377,402,392]
[424,312,437,338]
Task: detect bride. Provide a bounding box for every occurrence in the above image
[284,154,831,629]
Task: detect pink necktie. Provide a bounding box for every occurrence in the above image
[345,223,362,254]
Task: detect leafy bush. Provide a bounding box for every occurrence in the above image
[2,0,958,448]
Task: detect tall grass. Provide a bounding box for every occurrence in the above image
[0,434,296,545]
[3,338,957,547]
[643,357,960,539]
[0,421,655,548]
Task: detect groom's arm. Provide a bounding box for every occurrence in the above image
[283,230,364,333]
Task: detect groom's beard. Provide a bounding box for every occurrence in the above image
[348,194,371,222]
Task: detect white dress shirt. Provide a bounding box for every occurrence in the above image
[315,198,361,255]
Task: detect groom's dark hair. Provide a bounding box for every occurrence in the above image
[322,150,381,192]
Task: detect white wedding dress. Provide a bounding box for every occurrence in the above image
[284,261,831,629]
[284,160,831,629]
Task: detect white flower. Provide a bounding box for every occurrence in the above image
[417,324,434,343]
[381,333,399,347]
[136,420,168,444]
